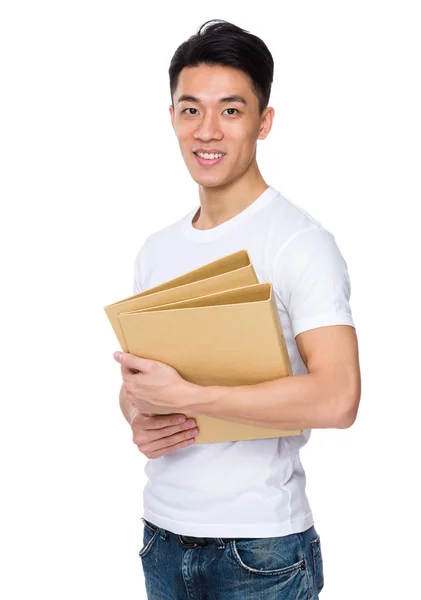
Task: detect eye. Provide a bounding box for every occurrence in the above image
[181,107,239,116]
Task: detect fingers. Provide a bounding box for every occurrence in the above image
[133,415,197,436]
[138,429,198,459]
[121,353,155,374]
[130,413,199,459]
[135,413,190,429]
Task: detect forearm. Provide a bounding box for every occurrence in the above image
[119,384,140,424]
[187,373,346,430]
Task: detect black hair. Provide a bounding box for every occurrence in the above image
[169,19,274,115]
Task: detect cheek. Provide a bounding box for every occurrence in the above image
[230,137,256,162]
[227,125,256,148]
[175,123,195,141]
[178,135,194,156]
[124,380,134,394]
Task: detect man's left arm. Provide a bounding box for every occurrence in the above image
[186,323,361,430]
[119,228,361,429]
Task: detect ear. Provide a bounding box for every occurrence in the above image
[169,105,174,130]
[258,106,275,141]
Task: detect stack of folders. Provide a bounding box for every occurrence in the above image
[104,249,302,444]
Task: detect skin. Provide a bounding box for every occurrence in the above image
[115,64,361,455]
[169,64,274,229]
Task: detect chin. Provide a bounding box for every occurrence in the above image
[190,175,229,188]
[186,166,229,187]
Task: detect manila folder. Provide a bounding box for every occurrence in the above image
[118,283,302,444]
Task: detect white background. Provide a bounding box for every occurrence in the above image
[1,1,420,598]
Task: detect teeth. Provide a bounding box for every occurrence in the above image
[196,152,224,159]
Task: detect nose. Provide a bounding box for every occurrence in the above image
[193,111,223,142]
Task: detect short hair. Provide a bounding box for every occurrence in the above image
[169,19,274,115]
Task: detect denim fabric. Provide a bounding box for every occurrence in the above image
[139,519,324,599]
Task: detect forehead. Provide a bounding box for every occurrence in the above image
[175,64,255,103]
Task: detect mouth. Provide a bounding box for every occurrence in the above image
[193,151,226,167]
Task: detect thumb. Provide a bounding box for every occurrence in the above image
[114,351,123,362]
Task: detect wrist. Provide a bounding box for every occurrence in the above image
[183,381,218,415]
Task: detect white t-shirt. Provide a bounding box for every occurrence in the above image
[133,185,355,538]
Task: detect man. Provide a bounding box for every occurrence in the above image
[114,19,361,600]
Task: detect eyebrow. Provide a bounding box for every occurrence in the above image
[177,94,247,106]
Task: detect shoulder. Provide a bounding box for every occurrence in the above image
[264,191,342,272]
[142,208,195,252]
[135,206,195,256]
[263,190,335,261]
[267,189,324,234]
[273,223,349,297]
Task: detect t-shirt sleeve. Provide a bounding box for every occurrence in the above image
[133,244,145,295]
[273,227,355,337]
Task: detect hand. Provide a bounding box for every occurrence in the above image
[130,412,199,458]
[114,351,195,414]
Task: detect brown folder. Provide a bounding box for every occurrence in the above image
[117,282,302,444]
[104,250,258,352]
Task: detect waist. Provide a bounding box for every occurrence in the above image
[144,519,256,548]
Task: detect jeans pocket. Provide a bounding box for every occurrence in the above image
[142,519,159,535]
[139,519,160,559]
[310,536,324,593]
[231,536,306,577]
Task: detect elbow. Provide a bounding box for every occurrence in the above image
[337,409,357,429]
[333,373,361,429]
[335,393,360,429]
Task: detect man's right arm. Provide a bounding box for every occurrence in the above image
[119,383,140,424]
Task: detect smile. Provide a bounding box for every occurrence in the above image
[193,152,226,167]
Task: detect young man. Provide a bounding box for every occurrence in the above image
[115,19,360,599]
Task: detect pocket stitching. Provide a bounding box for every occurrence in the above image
[311,536,324,593]
[142,518,158,535]
[139,524,160,559]
[230,540,306,577]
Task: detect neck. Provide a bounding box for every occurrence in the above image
[193,163,269,230]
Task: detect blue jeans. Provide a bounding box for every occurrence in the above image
[139,519,324,599]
